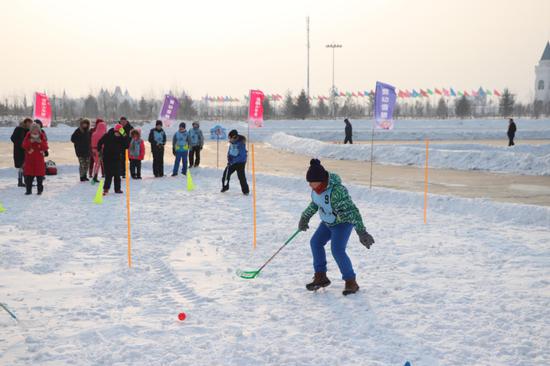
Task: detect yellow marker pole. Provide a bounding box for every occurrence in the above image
[424,138,429,224]
[187,168,196,191]
[252,143,257,249]
[0,202,6,213]
[125,150,132,268]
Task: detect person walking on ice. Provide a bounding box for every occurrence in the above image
[221,129,249,195]
[298,159,374,295]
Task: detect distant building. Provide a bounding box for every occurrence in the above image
[535,41,550,104]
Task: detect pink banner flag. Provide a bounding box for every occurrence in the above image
[33,92,52,127]
[248,89,265,127]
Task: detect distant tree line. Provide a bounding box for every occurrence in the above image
[1,87,549,125]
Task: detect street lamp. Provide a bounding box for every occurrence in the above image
[326,43,342,116]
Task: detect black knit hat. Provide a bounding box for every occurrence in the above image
[306,159,328,182]
[228,129,238,138]
[179,122,186,129]
[155,120,163,126]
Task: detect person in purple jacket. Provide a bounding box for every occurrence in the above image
[221,129,249,195]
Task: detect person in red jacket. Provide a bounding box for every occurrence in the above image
[21,123,48,195]
[128,129,145,179]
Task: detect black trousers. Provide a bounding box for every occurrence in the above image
[508,134,515,146]
[344,135,353,144]
[152,145,164,177]
[222,163,249,194]
[130,160,141,178]
[104,160,121,192]
[189,146,201,167]
[25,176,43,194]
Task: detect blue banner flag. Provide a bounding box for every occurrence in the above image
[374,81,397,130]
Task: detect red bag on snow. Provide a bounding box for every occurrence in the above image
[45,160,57,175]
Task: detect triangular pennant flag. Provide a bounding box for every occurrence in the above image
[486,89,492,96]
[93,180,104,204]
[494,89,501,97]
[450,88,456,97]
[435,88,442,95]
[427,89,434,95]
[464,91,470,97]
[458,91,464,96]
[0,202,6,213]
[187,170,196,191]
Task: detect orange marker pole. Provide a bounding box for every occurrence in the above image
[125,150,132,267]
[252,144,257,249]
[424,138,429,224]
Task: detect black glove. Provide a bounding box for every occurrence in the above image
[172,148,176,156]
[298,216,310,232]
[199,145,203,151]
[44,150,49,157]
[358,230,375,249]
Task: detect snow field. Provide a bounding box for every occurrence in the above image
[0,163,548,365]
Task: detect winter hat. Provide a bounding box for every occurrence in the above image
[34,119,43,127]
[156,120,163,126]
[179,122,186,129]
[192,121,200,127]
[120,116,128,122]
[114,124,126,136]
[95,118,104,125]
[228,129,238,138]
[306,159,328,182]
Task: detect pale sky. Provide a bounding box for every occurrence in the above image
[1,0,549,102]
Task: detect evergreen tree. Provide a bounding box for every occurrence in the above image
[118,99,132,119]
[179,95,198,119]
[455,95,472,118]
[316,98,329,117]
[283,92,295,118]
[498,88,515,117]
[533,100,543,118]
[294,89,311,119]
[414,101,424,117]
[83,95,99,117]
[262,97,272,120]
[138,97,150,119]
[436,97,449,119]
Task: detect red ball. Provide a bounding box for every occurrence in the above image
[178,312,186,321]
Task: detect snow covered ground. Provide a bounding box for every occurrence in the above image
[267,132,550,176]
[0,164,549,365]
[2,118,550,142]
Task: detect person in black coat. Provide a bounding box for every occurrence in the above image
[118,116,133,177]
[344,118,353,144]
[148,120,167,177]
[10,118,33,187]
[507,118,517,146]
[70,118,91,181]
[97,124,128,195]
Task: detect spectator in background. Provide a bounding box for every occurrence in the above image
[10,118,33,187]
[344,118,353,144]
[507,118,517,146]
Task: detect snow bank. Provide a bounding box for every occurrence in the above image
[267,132,550,176]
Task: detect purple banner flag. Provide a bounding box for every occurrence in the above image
[374,81,397,130]
[159,95,180,127]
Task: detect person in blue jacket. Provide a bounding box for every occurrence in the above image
[221,129,249,195]
[171,122,191,176]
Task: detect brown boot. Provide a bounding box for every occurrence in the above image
[306,272,331,291]
[343,278,360,296]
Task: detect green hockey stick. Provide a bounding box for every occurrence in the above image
[237,230,300,279]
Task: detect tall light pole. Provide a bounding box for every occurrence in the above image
[306,17,310,98]
[326,43,342,117]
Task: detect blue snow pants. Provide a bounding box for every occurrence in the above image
[310,222,356,280]
[172,151,188,176]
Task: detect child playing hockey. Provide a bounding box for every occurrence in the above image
[298,159,375,295]
[221,129,249,195]
[171,122,191,176]
[21,123,48,195]
[129,129,145,179]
